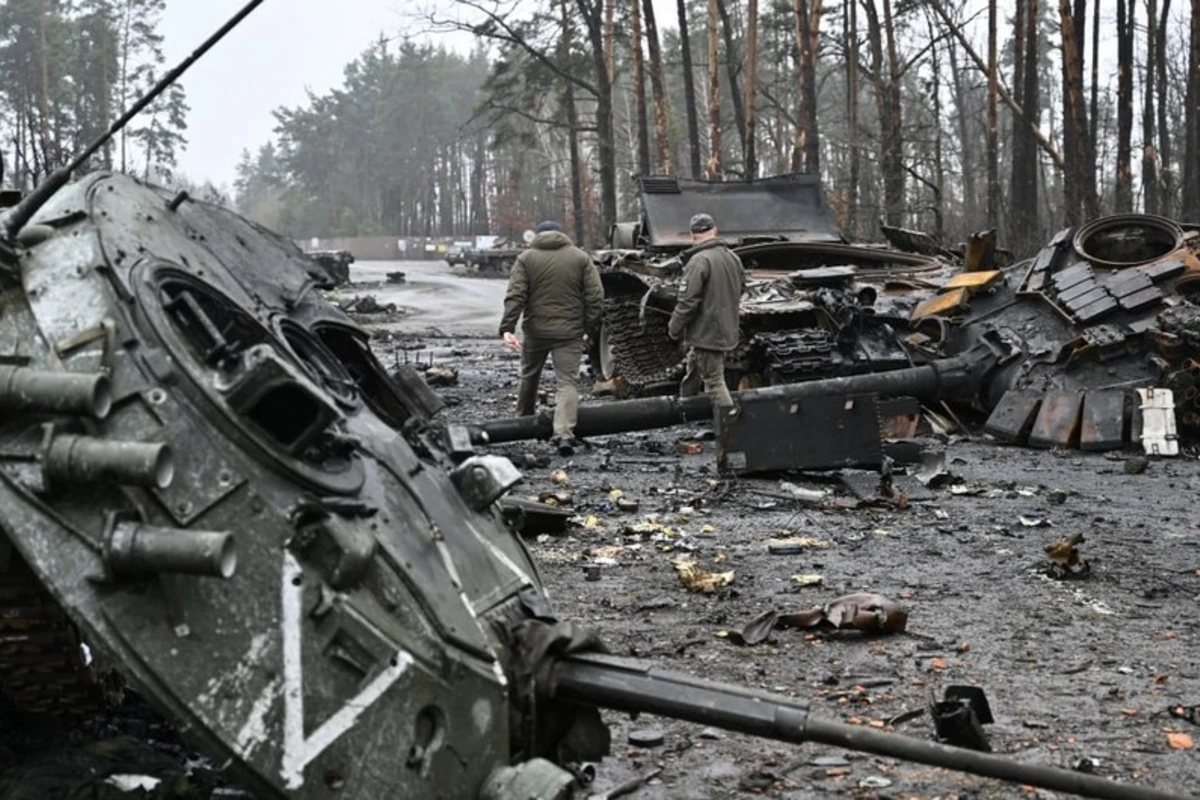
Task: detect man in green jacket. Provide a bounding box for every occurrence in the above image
[500,220,604,455]
[667,212,745,408]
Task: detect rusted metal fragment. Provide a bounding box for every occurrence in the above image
[911,287,969,321]
[1079,390,1128,451]
[1045,532,1089,579]
[984,390,1043,444]
[941,270,1003,295]
[1027,392,1083,449]
[964,229,998,271]
[733,593,908,646]
[879,396,920,439]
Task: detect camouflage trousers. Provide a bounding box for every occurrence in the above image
[679,347,733,408]
[516,337,583,439]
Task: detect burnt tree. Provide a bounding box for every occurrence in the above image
[986,0,999,223]
[1143,0,1159,215]
[745,0,759,178]
[642,0,672,173]
[1059,0,1097,224]
[1185,0,1200,219]
[677,0,702,177]
[707,0,722,178]
[793,0,822,175]
[716,0,747,166]
[1009,0,1041,249]
[630,0,650,176]
[1116,0,1134,212]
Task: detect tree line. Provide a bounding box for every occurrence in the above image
[0,0,187,189]
[8,1,1199,261]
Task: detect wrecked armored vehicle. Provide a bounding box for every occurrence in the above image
[590,173,981,395]
[303,248,354,285]
[485,212,1200,466]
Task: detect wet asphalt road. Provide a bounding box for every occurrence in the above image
[346,259,506,337]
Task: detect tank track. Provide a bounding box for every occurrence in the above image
[747,328,846,384]
[603,299,685,393]
[0,555,101,717]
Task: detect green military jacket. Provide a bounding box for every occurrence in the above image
[667,240,745,351]
[500,231,604,341]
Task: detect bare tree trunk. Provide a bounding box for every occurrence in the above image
[948,39,978,229]
[744,0,759,178]
[926,13,945,242]
[707,0,723,178]
[643,0,672,173]
[986,0,999,223]
[1185,0,1200,219]
[579,0,618,231]
[795,0,822,175]
[845,0,860,236]
[1116,0,1134,212]
[630,0,650,176]
[36,0,55,174]
[1143,0,1160,215]
[561,0,586,243]
[1060,0,1097,223]
[677,0,703,177]
[1012,0,1040,249]
[604,0,614,81]
[1089,0,1099,148]
[1157,0,1173,215]
[881,0,904,226]
[716,0,747,167]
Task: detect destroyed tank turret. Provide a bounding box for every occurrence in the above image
[0,4,1192,799]
[590,174,991,395]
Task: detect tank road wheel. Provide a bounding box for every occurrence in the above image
[0,553,103,718]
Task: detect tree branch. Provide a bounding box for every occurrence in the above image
[927,0,1064,170]
[423,0,598,97]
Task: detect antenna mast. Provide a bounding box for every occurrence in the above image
[1,0,268,241]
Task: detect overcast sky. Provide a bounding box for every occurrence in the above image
[160,0,679,190]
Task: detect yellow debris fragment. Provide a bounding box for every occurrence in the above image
[674,559,735,593]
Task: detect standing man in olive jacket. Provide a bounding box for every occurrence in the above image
[500,220,604,455]
[667,213,745,408]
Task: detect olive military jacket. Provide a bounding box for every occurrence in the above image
[667,240,745,351]
[500,231,604,341]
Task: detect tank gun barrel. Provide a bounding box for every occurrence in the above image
[1,0,267,242]
[474,342,1003,444]
[551,654,1190,800]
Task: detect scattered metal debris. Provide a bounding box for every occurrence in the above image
[731,593,909,645]
[1045,532,1090,579]
[674,559,735,593]
[928,685,994,752]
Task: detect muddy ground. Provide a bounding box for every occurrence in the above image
[359,261,1200,799]
[2,260,1198,799]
